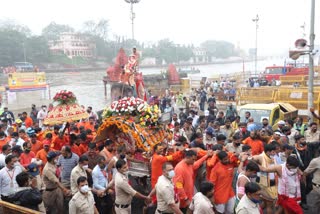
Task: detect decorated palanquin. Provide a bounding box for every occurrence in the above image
[95,97,171,152]
[44,90,88,125]
[95,97,172,176]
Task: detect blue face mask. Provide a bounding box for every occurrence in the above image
[168,170,175,179]
[250,174,258,179]
[250,198,262,204]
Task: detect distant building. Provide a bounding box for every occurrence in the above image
[192,48,207,63]
[140,57,156,66]
[48,32,96,58]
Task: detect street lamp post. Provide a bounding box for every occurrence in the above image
[252,14,259,76]
[124,0,141,40]
[23,42,27,62]
[289,1,316,122]
[308,0,315,122]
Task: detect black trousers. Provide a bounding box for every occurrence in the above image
[93,193,114,214]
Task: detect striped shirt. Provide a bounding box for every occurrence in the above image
[57,153,79,182]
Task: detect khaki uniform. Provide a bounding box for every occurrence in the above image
[225,143,242,155]
[70,165,87,195]
[304,129,320,143]
[220,126,234,141]
[69,191,95,214]
[42,162,64,213]
[115,172,137,214]
[235,194,260,214]
[189,192,214,214]
[155,175,178,213]
[304,157,320,214]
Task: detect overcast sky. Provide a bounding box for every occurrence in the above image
[1,0,318,55]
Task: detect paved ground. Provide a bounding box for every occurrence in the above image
[305,190,320,214]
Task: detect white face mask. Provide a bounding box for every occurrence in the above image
[13,162,20,167]
[289,167,298,174]
[167,170,175,179]
[80,185,89,194]
[54,159,58,164]
[123,171,129,176]
[83,165,88,170]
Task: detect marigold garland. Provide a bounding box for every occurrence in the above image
[97,116,172,152]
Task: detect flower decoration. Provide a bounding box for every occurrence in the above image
[53,90,77,105]
[102,97,161,127]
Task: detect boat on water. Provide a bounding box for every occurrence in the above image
[177,67,200,75]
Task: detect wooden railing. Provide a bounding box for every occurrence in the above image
[0,200,41,214]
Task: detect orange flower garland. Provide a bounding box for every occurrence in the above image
[97,115,172,152]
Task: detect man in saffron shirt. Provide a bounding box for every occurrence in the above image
[242,131,264,156]
[30,134,43,154]
[99,139,115,164]
[69,134,81,157]
[36,140,51,171]
[210,151,238,214]
[20,142,36,168]
[52,131,69,151]
[78,133,88,155]
[151,144,182,189]
[84,117,95,132]
[21,112,33,128]
[0,131,9,151]
[173,149,212,213]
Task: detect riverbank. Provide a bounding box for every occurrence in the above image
[1,58,286,113]
[37,57,263,73]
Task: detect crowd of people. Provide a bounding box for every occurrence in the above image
[0,89,319,214]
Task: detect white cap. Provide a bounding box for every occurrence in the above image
[278,120,285,125]
[274,131,282,135]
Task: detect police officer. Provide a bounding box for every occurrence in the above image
[114,159,150,214]
[69,176,98,214]
[42,151,71,213]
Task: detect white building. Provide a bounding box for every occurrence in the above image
[48,32,96,58]
[192,48,207,63]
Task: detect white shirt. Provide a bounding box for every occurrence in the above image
[92,165,108,191]
[0,166,23,196]
[37,109,47,128]
[191,115,199,127]
[189,192,214,214]
[155,175,178,213]
[9,138,25,148]
[0,154,7,169]
[235,194,260,214]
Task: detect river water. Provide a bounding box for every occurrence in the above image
[2,58,285,111]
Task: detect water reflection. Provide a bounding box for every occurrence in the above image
[2,58,285,111]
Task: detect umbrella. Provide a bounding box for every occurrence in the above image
[44,104,88,125]
[44,90,88,125]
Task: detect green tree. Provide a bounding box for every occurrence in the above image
[0,19,31,36]
[42,22,74,41]
[26,36,50,63]
[0,29,26,66]
[82,19,109,40]
[201,40,237,59]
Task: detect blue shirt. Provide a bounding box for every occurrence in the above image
[92,165,108,190]
[57,153,79,182]
[247,123,257,132]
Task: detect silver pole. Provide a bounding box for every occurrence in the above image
[252,15,259,76]
[255,17,258,76]
[308,0,315,122]
[131,2,134,40]
[23,42,27,62]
